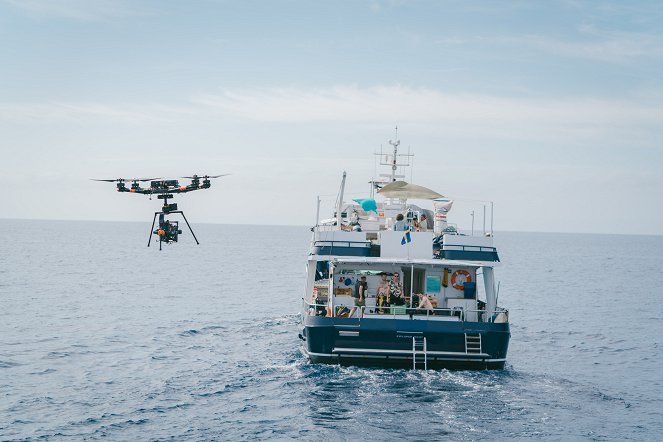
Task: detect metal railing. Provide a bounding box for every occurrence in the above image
[360,305,464,320]
[302,299,330,317]
[302,299,509,323]
[313,240,371,248]
[441,244,497,252]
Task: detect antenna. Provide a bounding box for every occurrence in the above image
[388,125,401,182]
[372,126,414,190]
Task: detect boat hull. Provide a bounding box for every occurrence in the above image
[301,315,510,370]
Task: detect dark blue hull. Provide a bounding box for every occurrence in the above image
[301,315,510,370]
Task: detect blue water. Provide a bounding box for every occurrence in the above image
[1,220,662,440]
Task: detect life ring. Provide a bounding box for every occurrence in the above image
[451,269,472,290]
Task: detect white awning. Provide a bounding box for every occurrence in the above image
[377,181,443,200]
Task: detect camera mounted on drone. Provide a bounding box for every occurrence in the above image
[93,174,228,250]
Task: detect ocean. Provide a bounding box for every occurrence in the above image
[1,220,662,440]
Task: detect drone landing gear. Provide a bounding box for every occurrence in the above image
[148,210,200,250]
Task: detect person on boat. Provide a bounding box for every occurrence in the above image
[376,274,390,314]
[416,294,435,312]
[376,286,389,313]
[349,210,362,232]
[411,215,420,231]
[389,272,405,306]
[350,276,367,318]
[377,273,390,292]
[417,214,428,232]
[392,213,407,231]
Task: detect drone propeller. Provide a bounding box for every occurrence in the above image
[91,177,162,182]
[181,174,230,179]
[133,177,162,182]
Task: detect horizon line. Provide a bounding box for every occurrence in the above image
[1,217,661,238]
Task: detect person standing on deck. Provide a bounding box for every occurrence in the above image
[389,272,405,305]
[350,276,367,318]
[376,274,390,313]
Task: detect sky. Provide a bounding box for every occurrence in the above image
[1,0,662,235]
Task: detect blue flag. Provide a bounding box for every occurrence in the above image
[401,226,411,245]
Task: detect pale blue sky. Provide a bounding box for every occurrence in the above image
[1,0,661,234]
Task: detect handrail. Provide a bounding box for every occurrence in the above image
[441,244,497,252]
[360,305,464,320]
[302,299,509,322]
[314,240,371,246]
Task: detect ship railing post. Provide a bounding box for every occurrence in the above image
[329,263,335,317]
[409,264,414,308]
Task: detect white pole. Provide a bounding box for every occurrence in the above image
[490,201,494,236]
[336,171,347,227]
[471,210,475,236]
[389,128,400,183]
[410,264,414,308]
[315,196,321,227]
[483,205,486,236]
[407,227,411,261]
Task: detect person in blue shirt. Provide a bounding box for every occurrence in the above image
[392,213,406,231]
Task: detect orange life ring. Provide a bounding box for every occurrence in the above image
[451,269,472,290]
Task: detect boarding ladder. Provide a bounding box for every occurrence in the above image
[412,336,427,370]
[464,333,482,354]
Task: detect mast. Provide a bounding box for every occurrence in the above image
[372,126,413,190]
[388,126,400,182]
[336,171,347,227]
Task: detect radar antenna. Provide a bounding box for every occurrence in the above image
[388,125,401,182]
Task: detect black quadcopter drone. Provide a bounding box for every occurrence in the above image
[93,174,227,250]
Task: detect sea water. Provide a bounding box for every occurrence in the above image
[1,220,662,440]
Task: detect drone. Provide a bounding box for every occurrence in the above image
[93,174,228,250]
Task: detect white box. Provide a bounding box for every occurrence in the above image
[379,231,433,259]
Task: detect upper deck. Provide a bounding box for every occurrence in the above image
[311,131,498,262]
[311,226,499,262]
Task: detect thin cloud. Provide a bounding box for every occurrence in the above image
[2,0,150,21]
[435,28,663,63]
[193,85,663,128]
[0,102,195,123]
[523,32,663,63]
[3,86,662,146]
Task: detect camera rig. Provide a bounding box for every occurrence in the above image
[92,174,227,250]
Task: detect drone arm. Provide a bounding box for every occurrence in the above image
[172,185,205,193]
[132,188,152,194]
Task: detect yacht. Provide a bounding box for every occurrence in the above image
[300,133,510,369]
